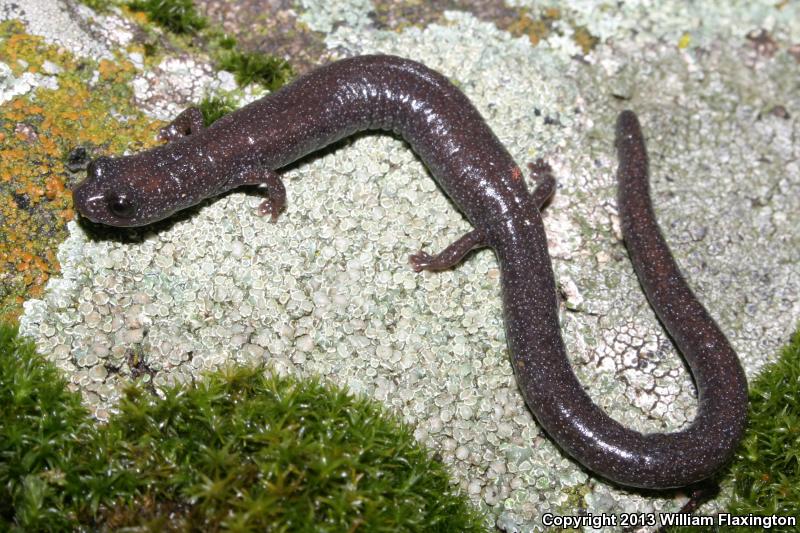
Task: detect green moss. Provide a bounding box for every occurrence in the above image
[667,326,800,532]
[0,323,101,529]
[197,95,237,127]
[215,33,237,50]
[0,323,486,531]
[727,327,800,517]
[127,0,207,35]
[217,50,294,90]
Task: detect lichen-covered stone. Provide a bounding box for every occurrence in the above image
[9,0,800,530]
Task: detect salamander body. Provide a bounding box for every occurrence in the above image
[72,55,748,489]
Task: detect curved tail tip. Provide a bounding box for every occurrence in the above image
[616,110,641,133]
[614,110,644,149]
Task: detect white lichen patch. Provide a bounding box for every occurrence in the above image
[0,60,59,104]
[508,0,800,46]
[130,55,259,121]
[15,1,800,532]
[71,2,138,51]
[0,0,112,59]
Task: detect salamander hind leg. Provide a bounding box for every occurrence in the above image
[159,107,205,142]
[409,229,487,272]
[408,160,553,273]
[528,158,556,209]
[230,166,287,222]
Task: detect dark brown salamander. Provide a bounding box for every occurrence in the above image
[72,55,748,489]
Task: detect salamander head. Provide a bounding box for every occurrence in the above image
[72,150,196,227]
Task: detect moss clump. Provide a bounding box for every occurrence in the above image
[214,33,237,50]
[0,323,94,529]
[217,50,294,90]
[0,323,486,531]
[103,367,486,530]
[127,0,207,35]
[197,95,237,127]
[727,327,800,518]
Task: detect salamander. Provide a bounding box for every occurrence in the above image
[72,54,748,489]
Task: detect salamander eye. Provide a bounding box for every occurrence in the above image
[106,192,136,219]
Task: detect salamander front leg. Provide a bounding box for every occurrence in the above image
[231,166,287,222]
[409,229,487,272]
[257,172,287,221]
[528,158,556,209]
[159,107,205,142]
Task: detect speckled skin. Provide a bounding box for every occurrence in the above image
[72,56,748,489]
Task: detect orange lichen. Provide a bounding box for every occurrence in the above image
[573,25,599,55]
[44,175,65,200]
[0,20,163,323]
[506,11,552,47]
[505,7,598,54]
[98,58,116,79]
